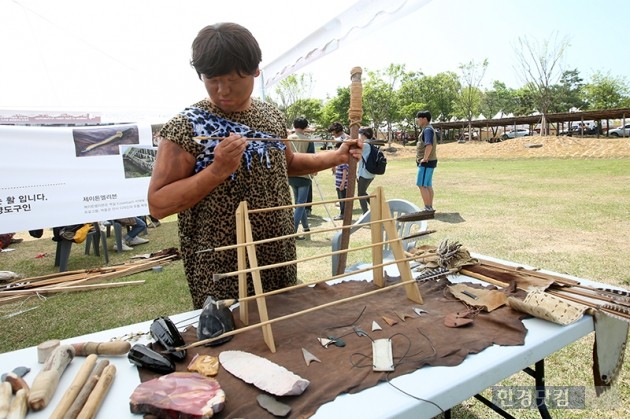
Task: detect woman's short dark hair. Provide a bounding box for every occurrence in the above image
[190,22,262,80]
[416,110,432,122]
[293,117,308,130]
[358,127,374,139]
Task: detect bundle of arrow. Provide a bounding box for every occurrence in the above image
[461,258,630,323]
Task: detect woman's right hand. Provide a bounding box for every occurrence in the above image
[211,133,247,178]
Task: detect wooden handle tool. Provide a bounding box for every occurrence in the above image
[63,359,109,419]
[71,341,131,357]
[28,345,75,411]
[0,381,11,418]
[7,388,28,419]
[49,354,98,419]
[4,372,30,395]
[76,364,116,419]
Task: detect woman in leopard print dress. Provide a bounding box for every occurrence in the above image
[148,22,362,309]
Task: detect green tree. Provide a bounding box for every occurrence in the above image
[398,71,458,141]
[429,72,460,122]
[286,98,323,129]
[397,70,426,143]
[582,70,630,110]
[319,87,351,134]
[272,73,314,127]
[481,81,519,136]
[363,64,406,141]
[549,69,586,113]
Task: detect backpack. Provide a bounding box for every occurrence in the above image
[363,144,387,175]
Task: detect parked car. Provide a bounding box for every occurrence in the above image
[608,124,630,137]
[559,125,601,136]
[501,128,530,139]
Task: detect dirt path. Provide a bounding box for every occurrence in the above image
[386,136,630,160]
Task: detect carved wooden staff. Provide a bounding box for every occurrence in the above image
[336,66,363,275]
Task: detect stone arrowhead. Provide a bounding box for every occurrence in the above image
[382,315,398,326]
[257,394,291,417]
[301,348,321,366]
[413,307,428,316]
[317,338,333,348]
[395,311,413,322]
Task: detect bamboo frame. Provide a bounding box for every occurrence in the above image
[236,201,276,352]
[222,186,422,353]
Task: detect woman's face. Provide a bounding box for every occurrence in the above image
[202,69,258,113]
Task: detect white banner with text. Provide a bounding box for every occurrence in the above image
[0,124,161,234]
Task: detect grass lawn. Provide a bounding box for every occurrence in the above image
[1,152,628,418]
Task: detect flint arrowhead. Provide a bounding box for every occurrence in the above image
[382,315,398,326]
[257,394,291,417]
[302,348,321,366]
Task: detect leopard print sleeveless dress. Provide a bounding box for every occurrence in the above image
[159,98,296,309]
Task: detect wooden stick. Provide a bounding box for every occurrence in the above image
[197,215,397,254]
[337,66,363,275]
[3,255,175,290]
[550,285,630,306]
[49,354,98,419]
[213,235,410,280]
[476,257,630,298]
[232,253,420,304]
[193,136,386,145]
[460,268,509,289]
[0,280,145,296]
[248,193,375,213]
[76,364,116,419]
[546,290,630,321]
[71,341,131,357]
[476,257,581,286]
[176,273,422,351]
[64,359,109,419]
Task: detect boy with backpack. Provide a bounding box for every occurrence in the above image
[357,127,378,214]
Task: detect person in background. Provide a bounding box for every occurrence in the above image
[328,122,347,144]
[328,122,348,209]
[334,153,349,221]
[287,117,315,239]
[0,233,19,250]
[114,217,149,251]
[147,22,363,309]
[147,215,161,228]
[415,110,438,212]
[357,127,376,214]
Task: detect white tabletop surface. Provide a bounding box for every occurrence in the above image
[0,255,599,418]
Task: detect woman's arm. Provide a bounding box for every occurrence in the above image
[286,140,363,176]
[147,134,247,218]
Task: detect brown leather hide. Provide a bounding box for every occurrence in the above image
[138,279,527,418]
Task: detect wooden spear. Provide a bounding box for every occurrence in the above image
[336,66,363,275]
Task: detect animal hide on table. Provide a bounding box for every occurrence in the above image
[138,279,528,418]
[593,311,629,395]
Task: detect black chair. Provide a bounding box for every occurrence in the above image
[54,225,109,272]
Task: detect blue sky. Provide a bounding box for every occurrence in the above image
[1,0,628,120]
